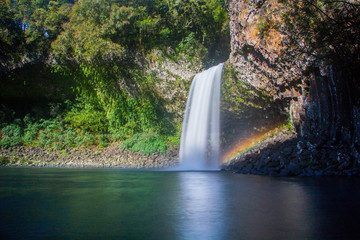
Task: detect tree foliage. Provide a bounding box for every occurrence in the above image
[278,0,360,69]
[0,0,230,153]
[0,0,73,70]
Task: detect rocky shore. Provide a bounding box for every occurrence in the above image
[222,129,360,176]
[0,144,179,168]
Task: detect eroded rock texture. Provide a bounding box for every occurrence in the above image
[223,0,360,176]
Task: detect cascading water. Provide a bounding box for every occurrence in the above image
[178,63,224,170]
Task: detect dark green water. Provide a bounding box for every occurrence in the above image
[1,168,360,240]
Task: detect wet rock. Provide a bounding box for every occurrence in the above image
[279,162,301,176]
[222,128,360,176]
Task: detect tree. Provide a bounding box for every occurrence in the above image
[0,0,74,71]
[0,0,25,70]
[279,0,360,69]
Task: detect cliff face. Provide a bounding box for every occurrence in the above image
[223,0,360,176]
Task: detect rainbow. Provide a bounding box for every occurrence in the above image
[221,125,284,164]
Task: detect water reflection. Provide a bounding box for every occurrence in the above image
[175,172,227,240]
[173,173,315,239]
[225,177,313,239]
[1,168,360,240]
[301,177,360,239]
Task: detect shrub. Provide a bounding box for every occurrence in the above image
[0,137,22,148]
[2,121,23,138]
[23,119,42,145]
[0,121,23,148]
[0,156,10,165]
[65,108,109,133]
[120,131,167,155]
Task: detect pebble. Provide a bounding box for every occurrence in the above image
[0,145,179,169]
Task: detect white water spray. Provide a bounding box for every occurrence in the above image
[178,63,224,170]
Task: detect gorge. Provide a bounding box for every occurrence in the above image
[2,1,360,239]
[0,0,359,176]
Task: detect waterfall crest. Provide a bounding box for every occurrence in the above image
[178,63,224,170]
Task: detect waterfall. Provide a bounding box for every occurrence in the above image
[178,63,224,170]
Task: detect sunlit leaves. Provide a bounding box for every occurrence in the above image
[0,0,74,68]
[44,1,72,40]
[1,0,230,150]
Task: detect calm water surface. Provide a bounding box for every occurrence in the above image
[1,167,360,239]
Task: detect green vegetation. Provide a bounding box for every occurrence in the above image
[0,0,230,154]
[120,131,167,155]
[284,121,293,132]
[0,116,107,149]
[221,64,275,114]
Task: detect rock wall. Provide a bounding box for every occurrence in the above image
[302,65,360,144]
[146,49,198,123]
[223,0,360,175]
[228,0,304,98]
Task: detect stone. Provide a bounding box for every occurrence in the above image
[224,0,360,177]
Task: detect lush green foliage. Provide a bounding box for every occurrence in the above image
[0,0,74,69]
[0,114,167,154]
[0,0,230,154]
[120,131,167,155]
[0,115,110,149]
